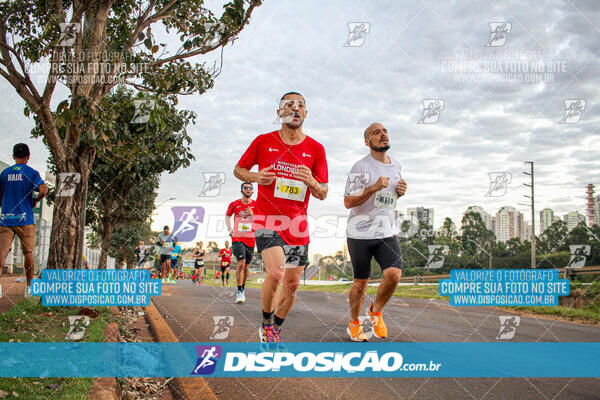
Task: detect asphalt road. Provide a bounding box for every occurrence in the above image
[153,281,600,400]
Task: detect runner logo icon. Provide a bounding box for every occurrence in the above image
[559,99,585,124]
[418,99,444,124]
[56,173,81,197]
[426,245,448,270]
[485,22,511,47]
[199,172,226,197]
[210,316,234,339]
[344,22,370,47]
[171,206,205,242]
[567,245,591,269]
[496,316,520,340]
[485,172,511,197]
[192,345,222,375]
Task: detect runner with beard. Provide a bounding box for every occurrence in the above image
[344,122,407,341]
[234,92,328,351]
[226,182,257,303]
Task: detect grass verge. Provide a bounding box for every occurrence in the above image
[0,298,119,399]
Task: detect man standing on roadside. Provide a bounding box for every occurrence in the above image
[226,182,257,303]
[0,143,47,299]
[344,123,406,342]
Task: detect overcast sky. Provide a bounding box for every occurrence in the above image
[1,0,599,256]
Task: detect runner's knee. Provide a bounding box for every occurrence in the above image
[266,267,283,283]
[352,278,369,291]
[384,268,402,284]
[282,277,300,294]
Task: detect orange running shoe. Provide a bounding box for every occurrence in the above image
[347,319,368,342]
[368,303,387,339]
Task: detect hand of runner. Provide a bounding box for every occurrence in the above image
[258,165,276,185]
[396,179,407,196]
[245,206,254,216]
[375,176,390,190]
[228,229,234,237]
[294,165,315,185]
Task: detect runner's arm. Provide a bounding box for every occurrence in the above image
[225,214,234,235]
[344,184,379,209]
[294,165,327,200]
[308,180,328,200]
[233,164,259,183]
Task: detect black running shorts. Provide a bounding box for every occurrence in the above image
[255,229,308,267]
[160,254,170,264]
[232,241,254,264]
[347,236,403,279]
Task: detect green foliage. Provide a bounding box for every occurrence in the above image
[83,87,194,267]
[109,221,154,266]
[460,211,495,257]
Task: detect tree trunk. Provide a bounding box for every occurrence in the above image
[99,217,113,270]
[46,149,94,269]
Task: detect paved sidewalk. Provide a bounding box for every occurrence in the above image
[0,274,27,313]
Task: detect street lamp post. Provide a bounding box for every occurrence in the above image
[522,162,535,269]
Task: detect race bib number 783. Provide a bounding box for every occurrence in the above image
[274,177,307,202]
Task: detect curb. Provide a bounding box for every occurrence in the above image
[88,322,122,400]
[145,300,218,400]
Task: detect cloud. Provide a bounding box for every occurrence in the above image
[0,0,598,256]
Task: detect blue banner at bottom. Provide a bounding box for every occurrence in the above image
[0,342,598,377]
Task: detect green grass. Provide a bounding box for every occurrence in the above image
[508,305,600,322]
[0,298,119,399]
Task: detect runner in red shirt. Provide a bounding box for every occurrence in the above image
[234,92,328,351]
[218,241,233,286]
[226,182,257,303]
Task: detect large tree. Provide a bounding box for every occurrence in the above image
[538,220,568,253]
[84,87,194,268]
[0,0,261,268]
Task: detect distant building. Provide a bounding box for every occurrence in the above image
[563,211,586,231]
[524,223,532,241]
[540,208,554,235]
[463,206,492,231]
[552,216,561,224]
[594,195,600,226]
[407,207,434,227]
[495,206,524,242]
[587,184,595,227]
[393,210,405,228]
[312,253,323,266]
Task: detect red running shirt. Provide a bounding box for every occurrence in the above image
[237,130,328,245]
[218,248,233,266]
[226,199,257,248]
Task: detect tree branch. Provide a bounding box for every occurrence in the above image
[148,3,258,68]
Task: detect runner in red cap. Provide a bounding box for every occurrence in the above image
[234,91,328,351]
[226,182,257,303]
